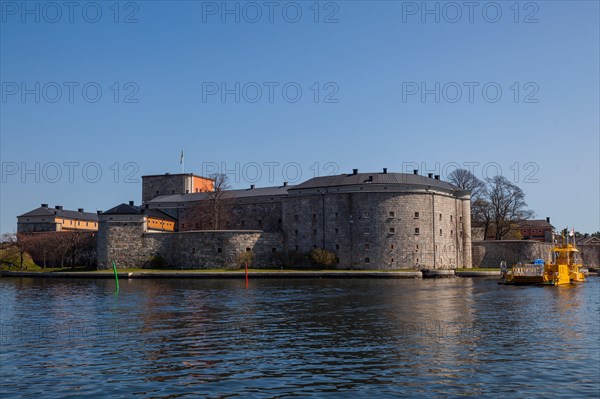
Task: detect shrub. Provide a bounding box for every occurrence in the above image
[146,255,166,269]
[309,248,337,268]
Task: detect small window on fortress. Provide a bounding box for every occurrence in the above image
[414,212,419,219]
[460,216,463,222]
[295,245,299,251]
[364,243,370,250]
[313,229,317,235]
[389,211,395,218]
[389,227,396,234]
[439,214,442,221]
[313,245,317,249]
[258,219,262,227]
[391,244,394,250]
[172,190,175,194]
[460,230,463,237]
[451,230,453,236]
[365,257,370,263]
[313,214,317,220]
[156,191,159,195]
[294,214,299,221]
[192,248,196,254]
[391,258,394,263]
[241,221,245,227]
[295,230,298,236]
[246,247,251,252]
[416,258,419,263]
[335,228,339,234]
[416,244,419,251]
[450,215,453,222]
[439,229,443,236]
[415,228,420,235]
[335,244,340,250]
[272,248,277,253]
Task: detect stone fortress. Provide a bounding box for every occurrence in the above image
[97,168,473,270]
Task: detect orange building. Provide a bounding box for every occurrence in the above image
[17,204,99,233]
[99,201,176,232]
[142,173,214,202]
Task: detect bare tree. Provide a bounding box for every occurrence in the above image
[448,169,485,200]
[208,173,230,229]
[485,176,534,240]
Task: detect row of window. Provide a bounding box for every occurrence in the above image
[292,212,462,221]
[293,227,460,236]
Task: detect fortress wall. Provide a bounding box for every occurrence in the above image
[472,240,600,269]
[179,199,283,232]
[153,230,283,269]
[579,244,600,268]
[98,218,283,270]
[472,241,554,268]
[283,191,468,270]
[97,220,161,269]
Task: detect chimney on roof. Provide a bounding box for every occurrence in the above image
[78,208,84,213]
[41,203,48,208]
[352,169,358,175]
[546,217,550,223]
[413,169,418,175]
[383,168,387,174]
[129,201,134,206]
[283,182,288,187]
[434,175,440,180]
[97,211,102,215]
[428,173,433,178]
[55,205,63,210]
[368,175,373,182]
[250,184,255,189]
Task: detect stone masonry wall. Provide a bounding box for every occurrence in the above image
[472,240,600,269]
[179,198,283,232]
[98,218,283,269]
[472,240,552,268]
[282,191,469,270]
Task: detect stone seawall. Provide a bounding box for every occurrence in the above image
[472,240,600,268]
[98,221,283,270]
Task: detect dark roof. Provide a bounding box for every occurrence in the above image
[101,203,176,221]
[577,236,600,245]
[289,172,459,191]
[518,220,554,229]
[18,206,98,221]
[147,185,294,204]
[102,203,141,215]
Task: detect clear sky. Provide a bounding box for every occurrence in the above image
[1,0,599,234]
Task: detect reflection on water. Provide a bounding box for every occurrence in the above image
[1,277,599,398]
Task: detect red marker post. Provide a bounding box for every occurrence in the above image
[245,261,249,289]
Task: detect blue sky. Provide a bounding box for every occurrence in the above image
[1,0,599,234]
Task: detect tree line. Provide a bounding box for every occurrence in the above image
[1,232,97,269]
[448,169,534,240]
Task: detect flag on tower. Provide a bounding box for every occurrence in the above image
[180,150,184,165]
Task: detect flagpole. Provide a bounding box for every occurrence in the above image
[180,150,184,174]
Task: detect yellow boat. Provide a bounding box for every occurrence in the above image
[499,242,587,285]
